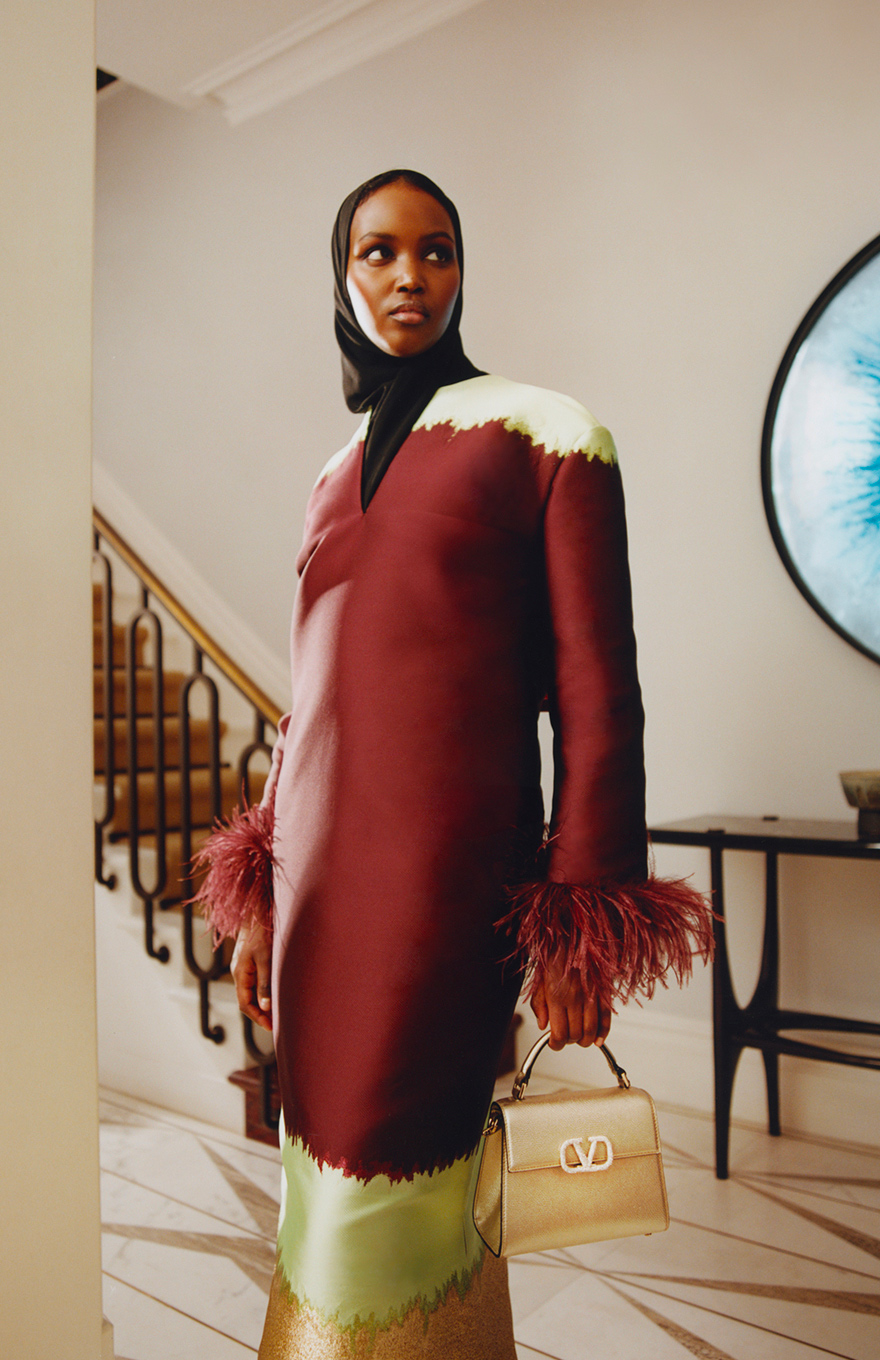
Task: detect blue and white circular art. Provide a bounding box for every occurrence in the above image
[763,235,880,665]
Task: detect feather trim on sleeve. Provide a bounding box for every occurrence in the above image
[500,877,714,1006]
[190,799,276,944]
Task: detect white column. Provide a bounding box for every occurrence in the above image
[0,2,105,1357]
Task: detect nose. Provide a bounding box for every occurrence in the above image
[395,253,424,292]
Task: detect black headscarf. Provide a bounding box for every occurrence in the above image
[332,169,482,509]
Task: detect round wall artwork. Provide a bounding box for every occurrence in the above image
[762,232,880,665]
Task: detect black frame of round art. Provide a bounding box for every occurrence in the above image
[761,229,880,667]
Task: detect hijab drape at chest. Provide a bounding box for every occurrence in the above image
[332,170,481,509]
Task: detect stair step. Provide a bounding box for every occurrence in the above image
[228,1066,281,1147]
[93,621,147,669]
[131,827,211,901]
[108,765,267,836]
[117,827,210,901]
[94,667,187,718]
[94,716,225,773]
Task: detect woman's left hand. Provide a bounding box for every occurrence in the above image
[231,921,273,1032]
[530,956,612,1050]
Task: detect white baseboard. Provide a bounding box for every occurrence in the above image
[92,460,290,711]
[515,1003,880,1151]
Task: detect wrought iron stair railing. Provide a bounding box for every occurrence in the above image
[93,509,282,1132]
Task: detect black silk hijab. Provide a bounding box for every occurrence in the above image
[332,170,481,509]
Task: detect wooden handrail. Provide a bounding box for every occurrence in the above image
[93,508,284,727]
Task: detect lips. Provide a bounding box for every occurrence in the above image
[389,302,428,320]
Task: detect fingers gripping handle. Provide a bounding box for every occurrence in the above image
[483,1032,632,1137]
[511,1031,631,1102]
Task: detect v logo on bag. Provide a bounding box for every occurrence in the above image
[559,1135,614,1174]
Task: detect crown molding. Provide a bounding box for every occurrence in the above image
[183,0,486,124]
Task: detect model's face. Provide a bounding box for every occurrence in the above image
[346,181,461,358]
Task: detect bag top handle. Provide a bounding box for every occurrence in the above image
[511,1031,631,1102]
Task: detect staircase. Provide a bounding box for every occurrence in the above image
[93,512,281,1138]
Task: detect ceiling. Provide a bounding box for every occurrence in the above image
[97,0,486,124]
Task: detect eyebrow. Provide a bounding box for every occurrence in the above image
[354,230,455,245]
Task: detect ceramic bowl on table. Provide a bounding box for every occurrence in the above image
[839,771,880,841]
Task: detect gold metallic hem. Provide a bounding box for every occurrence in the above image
[258,1248,516,1360]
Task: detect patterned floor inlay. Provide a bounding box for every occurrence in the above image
[99,1090,880,1359]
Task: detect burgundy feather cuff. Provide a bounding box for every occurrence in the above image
[190,800,276,943]
[501,876,714,1006]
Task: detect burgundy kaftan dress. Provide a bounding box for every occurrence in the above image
[253,372,652,1358]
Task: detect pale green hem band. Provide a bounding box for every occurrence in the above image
[275,1122,485,1332]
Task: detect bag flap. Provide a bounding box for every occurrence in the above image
[499,1085,660,1172]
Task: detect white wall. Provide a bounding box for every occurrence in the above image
[94,0,880,1142]
[0,2,106,1357]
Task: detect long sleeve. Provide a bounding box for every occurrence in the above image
[544,442,647,884]
[505,438,713,1004]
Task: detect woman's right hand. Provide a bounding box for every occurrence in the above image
[231,922,273,1031]
[530,952,611,1051]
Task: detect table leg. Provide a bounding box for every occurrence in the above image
[710,836,739,1178]
[755,851,782,1137]
[714,1040,743,1180]
[762,1049,781,1137]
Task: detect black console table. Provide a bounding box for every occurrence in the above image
[648,815,880,1178]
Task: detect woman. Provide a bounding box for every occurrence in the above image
[197,170,711,1359]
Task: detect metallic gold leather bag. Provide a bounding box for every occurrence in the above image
[473,1032,669,1256]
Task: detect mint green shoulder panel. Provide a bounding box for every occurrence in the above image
[416,374,617,464]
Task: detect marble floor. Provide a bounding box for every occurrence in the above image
[100,1085,880,1359]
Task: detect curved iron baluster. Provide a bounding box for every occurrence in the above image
[92,512,286,1134]
[236,711,278,1127]
[237,711,275,806]
[178,648,225,1042]
[92,539,117,888]
[126,592,169,963]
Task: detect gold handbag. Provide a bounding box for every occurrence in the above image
[473,1032,669,1256]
